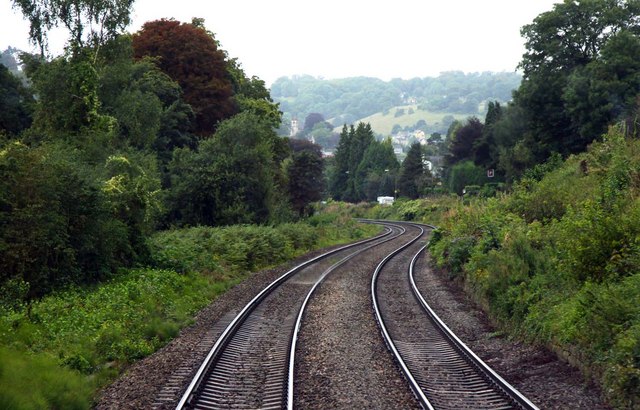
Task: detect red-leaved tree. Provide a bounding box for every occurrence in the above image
[132,19,236,136]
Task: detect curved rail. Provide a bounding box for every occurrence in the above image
[176,223,405,409]
[371,221,539,410]
[408,243,538,409]
[370,222,431,407]
[286,222,407,409]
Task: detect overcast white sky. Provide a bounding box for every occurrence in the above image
[1,0,559,86]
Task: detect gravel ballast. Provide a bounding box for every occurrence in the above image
[293,230,421,409]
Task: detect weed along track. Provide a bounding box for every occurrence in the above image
[176,223,405,409]
[372,222,538,410]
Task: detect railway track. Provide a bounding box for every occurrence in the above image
[176,222,409,409]
[371,221,539,410]
[176,219,539,409]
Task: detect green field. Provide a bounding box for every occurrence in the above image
[336,105,471,136]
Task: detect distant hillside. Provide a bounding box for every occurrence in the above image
[271,71,522,136]
[347,105,470,136]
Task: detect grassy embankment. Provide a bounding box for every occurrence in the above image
[0,212,379,409]
[354,127,640,408]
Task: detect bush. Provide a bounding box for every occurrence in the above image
[0,141,160,301]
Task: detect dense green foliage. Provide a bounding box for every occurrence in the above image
[149,217,377,275]
[0,268,218,408]
[0,17,322,300]
[0,217,378,407]
[328,123,400,202]
[286,139,325,217]
[0,64,32,136]
[510,0,640,165]
[397,142,429,199]
[429,129,640,408]
[165,112,285,226]
[0,141,159,299]
[0,346,92,409]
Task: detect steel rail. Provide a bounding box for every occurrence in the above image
[286,222,408,409]
[370,222,432,408]
[176,223,400,409]
[408,242,539,410]
[371,220,539,410]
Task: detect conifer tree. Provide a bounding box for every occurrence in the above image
[398,142,426,199]
[328,125,352,200]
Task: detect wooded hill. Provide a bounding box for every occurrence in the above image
[271,72,522,134]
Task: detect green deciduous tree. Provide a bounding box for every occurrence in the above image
[98,37,197,167]
[445,117,483,166]
[0,141,159,298]
[446,160,489,195]
[23,49,105,137]
[355,138,399,201]
[564,29,640,141]
[328,125,352,201]
[166,112,285,226]
[516,0,640,158]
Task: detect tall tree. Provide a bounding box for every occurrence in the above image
[355,138,399,201]
[516,0,640,158]
[287,139,324,217]
[398,142,426,199]
[23,50,103,136]
[166,112,283,226]
[445,117,484,166]
[328,125,352,200]
[98,36,197,168]
[132,19,236,136]
[564,29,640,141]
[473,101,502,169]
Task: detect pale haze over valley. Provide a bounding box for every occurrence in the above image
[1,0,559,85]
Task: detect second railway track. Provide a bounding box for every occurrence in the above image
[371,221,539,410]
